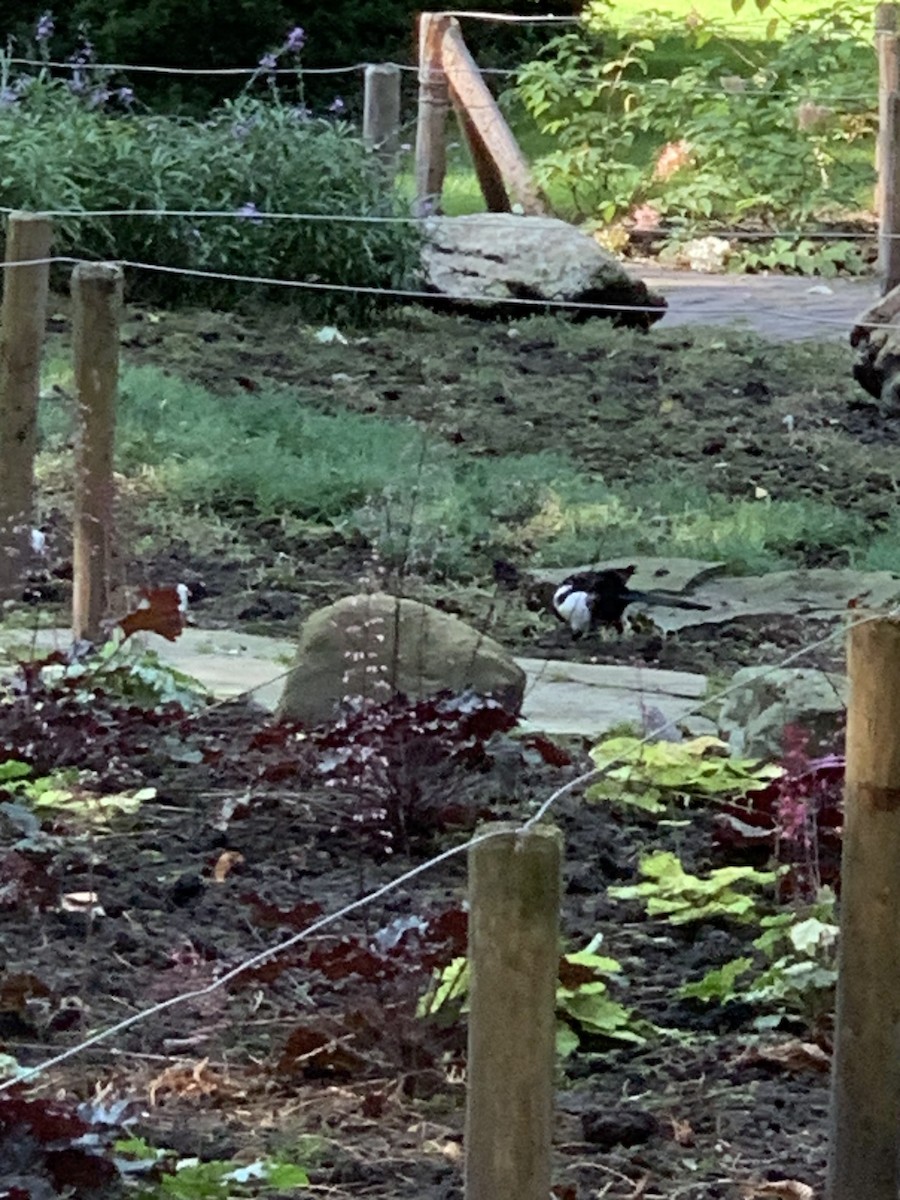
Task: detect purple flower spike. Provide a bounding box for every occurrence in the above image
[237,202,263,225]
[285,26,305,52]
[258,51,277,72]
[329,96,345,114]
[35,12,54,43]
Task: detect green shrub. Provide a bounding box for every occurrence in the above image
[516,2,875,231]
[0,68,420,313]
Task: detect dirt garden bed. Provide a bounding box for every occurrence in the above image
[0,283,882,1198]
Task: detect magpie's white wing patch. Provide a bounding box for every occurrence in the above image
[553,585,593,635]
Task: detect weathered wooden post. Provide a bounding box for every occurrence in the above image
[414,13,451,216]
[0,211,53,601]
[827,616,900,1200]
[465,822,561,1200]
[364,63,401,178]
[443,19,545,215]
[72,262,123,642]
[876,4,900,292]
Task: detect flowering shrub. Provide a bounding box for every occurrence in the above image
[0,19,419,314]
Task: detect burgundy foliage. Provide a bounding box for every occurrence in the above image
[715,724,844,898]
[0,1092,134,1198]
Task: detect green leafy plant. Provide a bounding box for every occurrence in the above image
[588,735,783,814]
[0,759,155,824]
[0,47,419,314]
[419,936,651,1056]
[37,639,209,711]
[608,850,777,924]
[116,1138,312,1197]
[680,890,838,1028]
[517,2,875,238]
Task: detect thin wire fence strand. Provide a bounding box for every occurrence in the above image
[1,602,891,1093]
[0,206,887,243]
[0,253,894,332]
[96,259,900,332]
[8,58,370,76]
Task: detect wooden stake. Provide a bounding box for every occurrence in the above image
[72,262,123,642]
[827,616,900,1200]
[465,822,561,1200]
[414,13,451,216]
[451,97,511,213]
[364,63,401,177]
[876,4,899,223]
[879,91,900,293]
[0,212,52,601]
[442,19,545,216]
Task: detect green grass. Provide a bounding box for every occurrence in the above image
[36,362,897,579]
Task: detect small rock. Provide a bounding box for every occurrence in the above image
[278,592,525,725]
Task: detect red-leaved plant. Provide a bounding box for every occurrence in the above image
[715,724,844,900]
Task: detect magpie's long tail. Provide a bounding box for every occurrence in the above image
[625,589,712,612]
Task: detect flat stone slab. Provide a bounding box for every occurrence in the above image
[517,655,708,738]
[533,557,727,593]
[640,266,876,342]
[0,627,709,738]
[650,567,900,632]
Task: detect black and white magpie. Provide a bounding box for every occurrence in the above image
[552,565,711,637]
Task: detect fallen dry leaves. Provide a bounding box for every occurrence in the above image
[742,1181,815,1200]
[735,1039,830,1074]
[147,1057,242,1106]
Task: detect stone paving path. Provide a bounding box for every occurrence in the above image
[640,265,876,341]
[0,626,709,740]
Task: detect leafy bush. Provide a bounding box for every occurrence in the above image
[516,2,875,236]
[0,64,419,312]
[588,734,783,815]
[609,850,777,924]
[680,890,838,1030]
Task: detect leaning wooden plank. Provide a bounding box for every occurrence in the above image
[441,19,546,216]
[450,92,511,213]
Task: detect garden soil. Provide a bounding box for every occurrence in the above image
[1,269,883,1199]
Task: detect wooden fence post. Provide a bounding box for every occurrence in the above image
[0,212,53,601]
[443,19,546,216]
[364,63,401,177]
[876,5,900,292]
[827,616,900,1200]
[876,5,899,218]
[414,13,450,216]
[72,262,123,642]
[466,822,561,1200]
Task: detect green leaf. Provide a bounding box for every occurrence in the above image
[556,1021,581,1058]
[788,916,839,955]
[559,990,648,1043]
[265,1162,311,1187]
[679,956,754,1002]
[0,760,32,782]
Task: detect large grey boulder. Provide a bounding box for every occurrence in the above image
[421,213,667,328]
[717,666,846,759]
[277,592,525,726]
